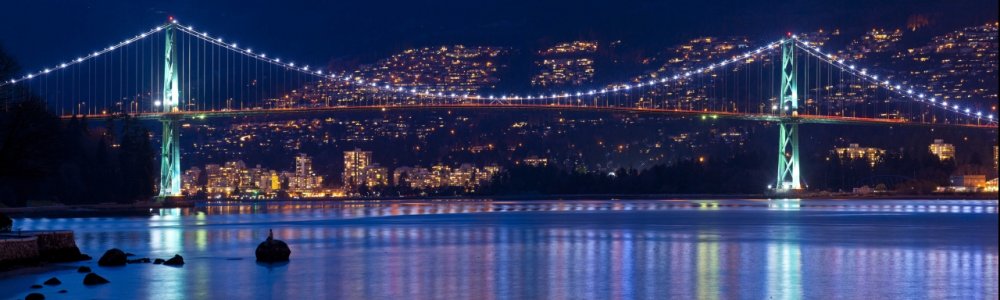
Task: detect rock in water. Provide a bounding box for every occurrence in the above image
[153,258,165,264]
[77,266,91,273]
[43,277,61,285]
[97,249,127,266]
[26,293,45,300]
[82,273,110,285]
[30,284,43,289]
[163,254,185,266]
[255,230,291,262]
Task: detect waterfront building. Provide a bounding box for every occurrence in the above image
[363,164,389,188]
[392,163,501,191]
[393,167,433,189]
[181,167,202,196]
[343,149,373,190]
[942,174,988,192]
[288,153,324,194]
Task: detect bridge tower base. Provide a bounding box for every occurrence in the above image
[158,117,182,199]
[776,121,801,191]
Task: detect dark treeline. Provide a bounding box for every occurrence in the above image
[0,45,157,207]
[807,151,960,194]
[0,101,157,206]
[484,151,772,195]
[481,147,979,196]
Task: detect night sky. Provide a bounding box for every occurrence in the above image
[1,0,996,72]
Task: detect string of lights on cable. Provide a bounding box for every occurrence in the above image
[790,37,995,123]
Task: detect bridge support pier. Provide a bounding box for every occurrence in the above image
[774,38,803,193]
[157,23,182,200]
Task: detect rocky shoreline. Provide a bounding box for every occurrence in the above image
[5,230,290,299]
[0,231,90,271]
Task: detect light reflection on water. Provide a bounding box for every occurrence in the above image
[3,199,997,300]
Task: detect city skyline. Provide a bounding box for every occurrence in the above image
[0,14,995,200]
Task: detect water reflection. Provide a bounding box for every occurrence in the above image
[3,199,997,300]
[149,198,998,218]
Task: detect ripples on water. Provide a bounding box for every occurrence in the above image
[3,199,998,300]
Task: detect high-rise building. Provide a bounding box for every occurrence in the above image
[295,154,314,179]
[289,153,323,192]
[929,139,955,160]
[343,149,372,189]
[203,164,225,196]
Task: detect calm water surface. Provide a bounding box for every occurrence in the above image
[2,199,997,299]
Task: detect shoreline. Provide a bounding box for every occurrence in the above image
[2,193,995,218]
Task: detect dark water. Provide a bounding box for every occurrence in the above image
[2,199,997,300]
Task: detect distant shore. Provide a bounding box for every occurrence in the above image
[3,192,995,218]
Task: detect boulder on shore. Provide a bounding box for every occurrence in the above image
[255,229,291,262]
[43,277,61,286]
[163,254,184,266]
[82,273,110,285]
[97,249,127,266]
[26,293,45,300]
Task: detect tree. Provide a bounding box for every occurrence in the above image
[0,99,62,206]
[0,212,11,232]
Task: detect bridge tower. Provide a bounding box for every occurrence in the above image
[158,23,182,199]
[775,38,802,192]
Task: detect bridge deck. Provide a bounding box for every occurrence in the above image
[62,104,998,129]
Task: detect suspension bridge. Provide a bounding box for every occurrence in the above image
[0,19,996,199]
